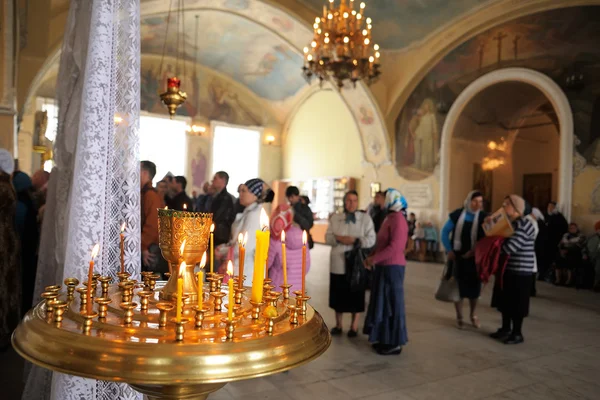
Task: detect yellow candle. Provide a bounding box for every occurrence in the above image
[198,252,207,308]
[302,231,307,297]
[238,233,246,289]
[251,209,270,303]
[281,230,288,286]
[176,261,185,323]
[120,222,126,274]
[86,244,100,315]
[227,261,234,321]
[210,223,215,274]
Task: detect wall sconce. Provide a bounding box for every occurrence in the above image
[265,135,275,145]
[186,124,206,135]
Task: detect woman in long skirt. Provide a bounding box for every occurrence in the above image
[325,191,376,337]
[364,189,409,355]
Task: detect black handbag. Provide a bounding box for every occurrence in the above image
[344,241,372,292]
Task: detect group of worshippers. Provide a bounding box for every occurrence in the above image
[326,188,410,356]
[0,149,50,351]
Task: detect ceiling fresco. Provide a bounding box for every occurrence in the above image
[301,0,492,50]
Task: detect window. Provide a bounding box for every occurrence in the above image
[212,124,260,192]
[139,114,187,185]
[40,98,59,142]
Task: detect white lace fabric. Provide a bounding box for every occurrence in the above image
[23,1,142,399]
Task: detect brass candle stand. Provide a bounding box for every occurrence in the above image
[280,284,292,300]
[13,278,330,400]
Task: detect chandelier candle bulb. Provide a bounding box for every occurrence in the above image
[177,262,185,323]
[281,230,288,286]
[86,244,100,315]
[227,261,234,321]
[210,223,215,274]
[302,231,307,297]
[198,252,207,308]
[120,222,126,274]
[238,233,246,289]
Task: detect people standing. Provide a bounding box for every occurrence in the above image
[267,204,310,290]
[286,186,314,248]
[140,161,166,275]
[440,190,487,329]
[490,195,537,345]
[364,189,409,355]
[367,191,387,233]
[166,176,192,211]
[208,171,236,249]
[545,201,568,278]
[325,190,376,337]
[195,181,214,213]
[555,223,588,286]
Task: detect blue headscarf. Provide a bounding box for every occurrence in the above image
[384,188,407,213]
[12,170,32,193]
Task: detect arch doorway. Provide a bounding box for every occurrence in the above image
[439,68,573,220]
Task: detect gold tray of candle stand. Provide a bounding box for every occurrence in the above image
[12,282,330,400]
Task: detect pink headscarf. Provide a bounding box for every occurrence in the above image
[270,204,293,239]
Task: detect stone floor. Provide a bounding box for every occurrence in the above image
[3,244,600,400]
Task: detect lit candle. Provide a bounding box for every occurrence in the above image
[119,222,126,274]
[183,203,187,210]
[86,244,100,315]
[177,261,185,322]
[281,230,288,286]
[209,223,215,274]
[227,261,234,321]
[302,231,307,297]
[251,209,269,303]
[238,232,247,289]
[197,252,207,308]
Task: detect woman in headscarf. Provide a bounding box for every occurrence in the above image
[440,190,487,329]
[12,171,39,315]
[363,189,409,355]
[490,195,537,345]
[267,204,310,290]
[555,222,588,286]
[325,190,376,338]
[0,166,20,351]
[220,178,274,286]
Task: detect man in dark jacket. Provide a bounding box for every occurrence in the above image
[166,176,192,211]
[545,201,568,277]
[286,186,314,248]
[209,171,236,246]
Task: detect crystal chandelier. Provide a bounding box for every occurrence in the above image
[302,0,381,89]
[481,140,508,171]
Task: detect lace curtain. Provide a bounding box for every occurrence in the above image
[22,0,142,399]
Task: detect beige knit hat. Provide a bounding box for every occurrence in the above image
[506,194,525,216]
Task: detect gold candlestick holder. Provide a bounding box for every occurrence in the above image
[249,300,263,320]
[158,209,212,302]
[221,317,237,341]
[64,278,79,300]
[148,274,160,292]
[120,302,137,325]
[81,311,98,334]
[119,281,135,303]
[137,290,153,312]
[76,287,88,313]
[52,301,68,326]
[117,272,131,283]
[192,305,210,329]
[287,305,299,325]
[263,283,275,297]
[141,271,153,288]
[98,276,112,297]
[95,297,112,319]
[211,292,226,313]
[41,291,59,319]
[234,287,246,305]
[45,285,61,294]
[264,315,276,335]
[172,318,189,342]
[269,291,281,307]
[280,284,292,300]
[264,278,272,286]
[156,301,174,328]
[294,291,310,316]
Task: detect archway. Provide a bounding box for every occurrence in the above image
[439,68,573,220]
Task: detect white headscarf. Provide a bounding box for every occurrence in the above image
[532,207,544,222]
[0,149,14,174]
[453,190,482,251]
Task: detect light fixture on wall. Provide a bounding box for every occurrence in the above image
[186,124,206,135]
[481,139,507,171]
[265,135,276,145]
[158,0,188,118]
[302,0,381,89]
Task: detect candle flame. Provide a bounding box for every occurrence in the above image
[210,223,215,233]
[281,230,286,243]
[179,239,187,256]
[183,203,187,210]
[302,230,308,245]
[164,206,168,209]
[120,222,126,232]
[179,261,186,277]
[238,232,243,244]
[91,243,100,259]
[200,252,207,268]
[227,260,233,276]
[260,208,269,231]
[243,232,248,246]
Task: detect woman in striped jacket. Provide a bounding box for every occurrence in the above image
[490,195,537,345]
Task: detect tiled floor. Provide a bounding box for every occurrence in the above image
[2,244,600,399]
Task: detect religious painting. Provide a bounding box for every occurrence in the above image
[523,173,552,211]
[472,163,493,212]
[359,105,374,125]
[191,148,208,190]
[395,6,600,179]
[140,11,305,102]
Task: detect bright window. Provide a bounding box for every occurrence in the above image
[40,98,59,142]
[212,124,260,192]
[140,114,187,185]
